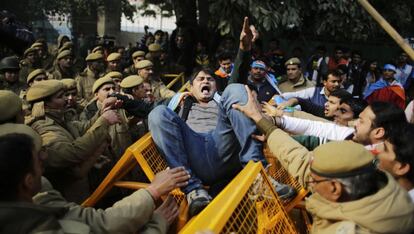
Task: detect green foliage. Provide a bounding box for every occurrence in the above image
[208,0,414,41]
[4,0,136,22]
[137,0,174,18]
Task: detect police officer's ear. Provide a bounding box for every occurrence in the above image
[328,180,343,202]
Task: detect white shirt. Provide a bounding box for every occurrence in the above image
[282,87,328,101]
[405,100,413,123]
[281,115,355,141]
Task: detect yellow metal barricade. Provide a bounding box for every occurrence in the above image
[164,72,186,89]
[264,147,309,212]
[180,161,298,234]
[132,133,185,205]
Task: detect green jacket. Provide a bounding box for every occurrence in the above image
[258,119,414,233]
[0,177,168,233]
[29,110,111,203]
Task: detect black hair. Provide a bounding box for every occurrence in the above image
[0,133,34,201]
[370,101,407,134]
[122,87,133,95]
[322,69,342,81]
[315,45,326,52]
[154,30,163,36]
[330,89,352,101]
[340,97,368,118]
[189,67,215,84]
[217,52,233,62]
[386,123,414,184]
[334,46,343,52]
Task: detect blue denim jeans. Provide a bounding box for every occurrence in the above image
[148,84,265,194]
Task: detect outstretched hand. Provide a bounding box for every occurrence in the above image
[240,17,259,51]
[262,102,283,117]
[147,167,190,200]
[232,85,263,123]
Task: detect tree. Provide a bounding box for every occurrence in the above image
[140,0,414,42]
[2,0,137,35]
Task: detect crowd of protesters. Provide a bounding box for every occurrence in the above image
[0,15,414,233]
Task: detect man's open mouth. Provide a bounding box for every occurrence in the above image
[201,85,210,95]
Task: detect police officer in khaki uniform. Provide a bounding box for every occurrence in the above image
[0,123,189,233]
[81,77,132,158]
[61,78,82,121]
[19,47,41,84]
[75,52,105,108]
[136,60,175,101]
[31,41,54,71]
[120,75,149,140]
[51,35,71,58]
[26,79,121,203]
[0,90,24,124]
[27,69,49,87]
[106,52,122,73]
[234,93,414,233]
[50,50,77,80]
[278,57,315,93]
[104,71,123,92]
[0,56,27,95]
[20,69,50,113]
[124,50,145,76]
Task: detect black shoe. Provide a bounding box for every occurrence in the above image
[186,189,212,217]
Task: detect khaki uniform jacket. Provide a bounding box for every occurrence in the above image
[50,65,77,80]
[278,74,315,93]
[0,79,27,96]
[76,68,100,108]
[0,177,168,233]
[150,79,175,101]
[81,99,133,158]
[19,60,36,84]
[41,53,55,71]
[124,64,138,77]
[28,110,111,203]
[257,119,414,234]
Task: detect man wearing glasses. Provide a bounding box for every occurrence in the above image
[233,86,414,233]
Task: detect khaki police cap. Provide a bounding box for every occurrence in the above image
[148,43,161,52]
[285,57,301,66]
[92,46,103,53]
[311,141,376,178]
[57,50,72,60]
[92,76,115,94]
[58,42,73,53]
[27,69,47,84]
[105,71,123,80]
[107,53,121,62]
[24,47,37,58]
[31,42,43,49]
[132,50,145,59]
[26,80,64,102]
[120,75,144,89]
[135,60,153,70]
[85,52,104,62]
[0,123,42,152]
[0,90,22,122]
[61,78,77,90]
